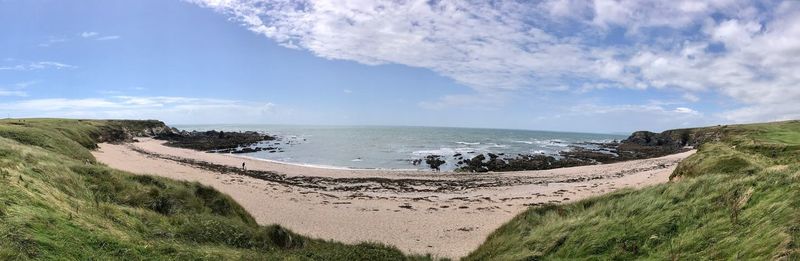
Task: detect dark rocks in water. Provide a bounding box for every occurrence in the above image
[560,147,617,164]
[212,146,283,154]
[155,129,275,151]
[456,153,583,173]
[231,147,263,154]
[488,153,499,159]
[453,153,462,157]
[469,154,486,166]
[412,159,423,166]
[425,155,446,171]
[457,154,489,172]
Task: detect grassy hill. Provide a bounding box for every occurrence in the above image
[467,120,800,260]
[0,119,429,260]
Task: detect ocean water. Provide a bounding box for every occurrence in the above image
[173,125,627,171]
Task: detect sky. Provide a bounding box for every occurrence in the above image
[1,0,799,133]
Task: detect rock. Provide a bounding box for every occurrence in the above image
[155,129,276,151]
[231,147,263,154]
[412,159,422,166]
[468,154,486,167]
[624,131,677,147]
[425,155,446,171]
[486,158,507,170]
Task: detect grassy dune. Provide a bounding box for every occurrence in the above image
[467,120,800,260]
[0,119,428,260]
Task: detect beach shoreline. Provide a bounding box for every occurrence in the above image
[93,137,695,259]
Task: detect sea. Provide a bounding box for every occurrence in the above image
[173,125,627,171]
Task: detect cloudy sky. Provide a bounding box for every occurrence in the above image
[1,0,799,133]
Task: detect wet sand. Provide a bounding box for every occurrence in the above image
[93,138,694,259]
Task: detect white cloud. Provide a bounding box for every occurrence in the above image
[96,35,121,41]
[187,0,800,123]
[79,31,120,41]
[81,31,99,38]
[673,107,700,116]
[186,0,605,91]
[0,96,278,124]
[343,89,352,94]
[0,61,76,71]
[545,102,711,132]
[719,102,800,123]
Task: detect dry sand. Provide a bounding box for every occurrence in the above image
[93,138,695,259]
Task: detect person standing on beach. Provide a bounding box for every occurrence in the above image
[242,162,246,171]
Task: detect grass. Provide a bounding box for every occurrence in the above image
[0,119,433,260]
[466,120,800,260]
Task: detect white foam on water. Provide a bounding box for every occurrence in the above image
[412,147,478,156]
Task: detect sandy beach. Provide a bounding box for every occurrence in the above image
[93,138,694,259]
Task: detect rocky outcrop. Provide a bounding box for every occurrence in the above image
[455,153,589,172]
[95,120,174,143]
[155,130,276,151]
[624,131,680,147]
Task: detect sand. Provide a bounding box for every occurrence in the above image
[92,138,695,259]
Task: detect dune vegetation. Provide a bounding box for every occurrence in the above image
[0,119,430,260]
[2,118,798,260]
[467,120,800,260]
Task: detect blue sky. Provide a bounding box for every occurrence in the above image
[1,0,799,133]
